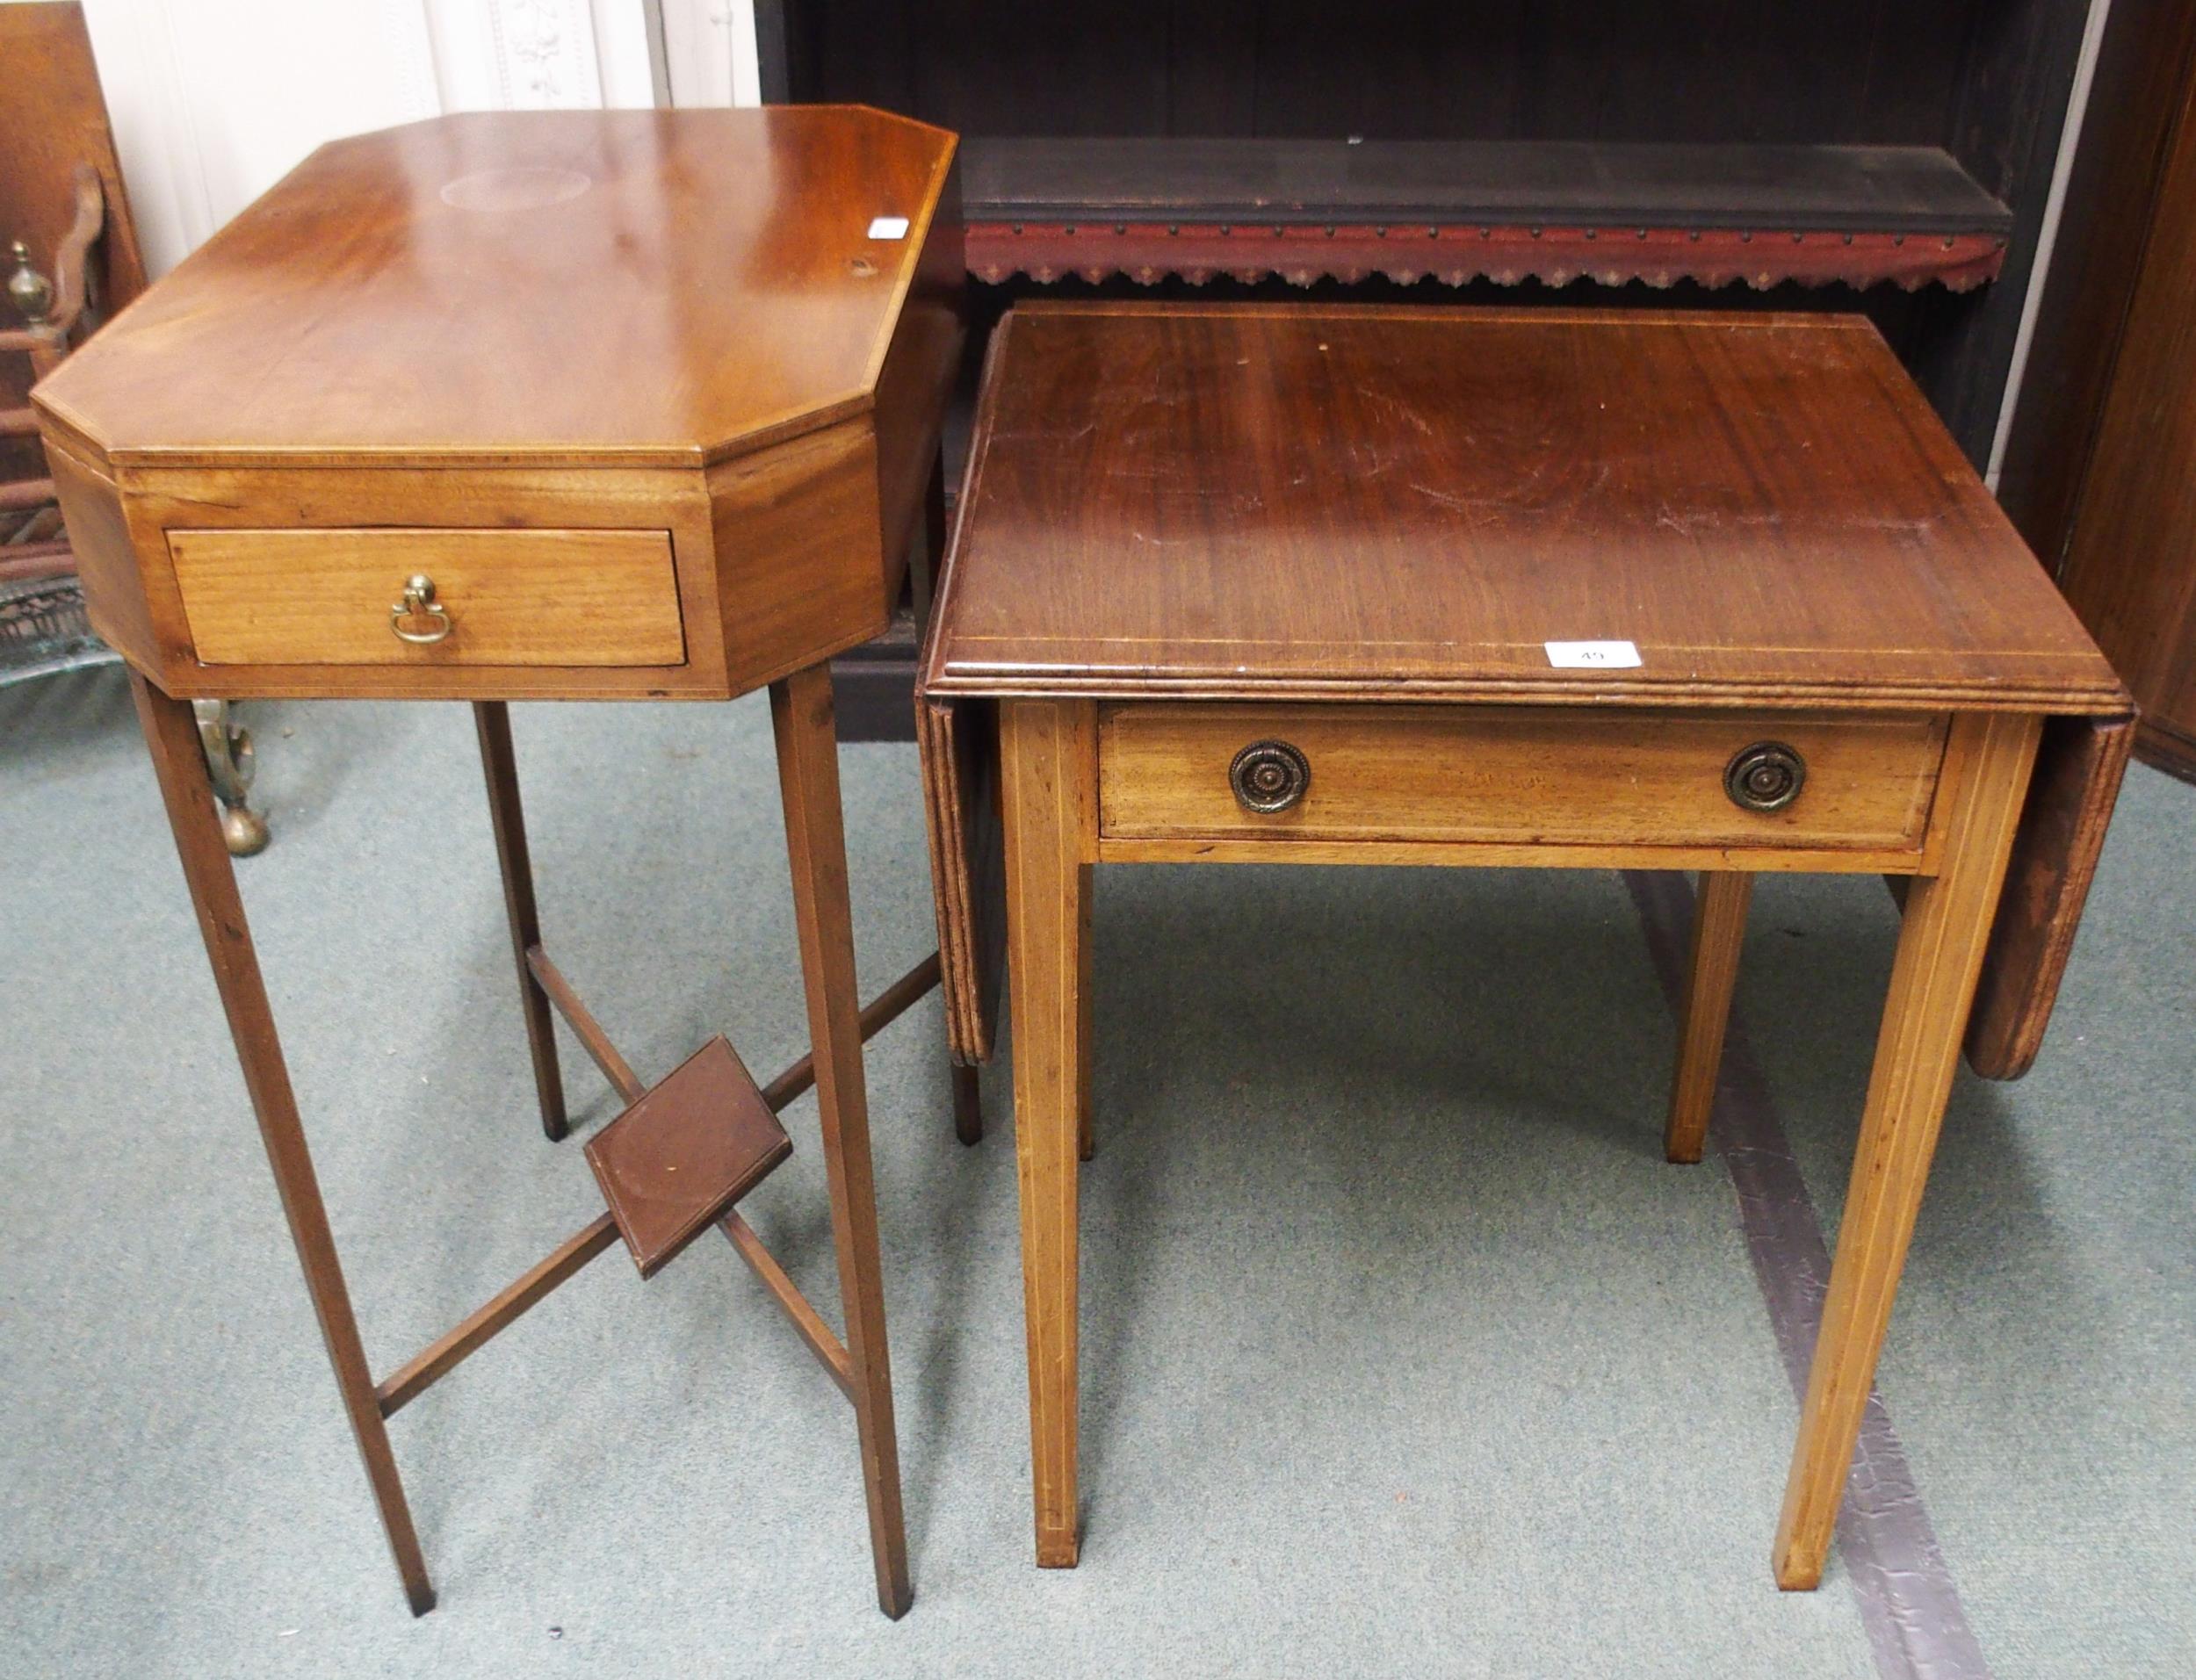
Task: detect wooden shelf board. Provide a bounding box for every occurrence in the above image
[964,138,2012,235]
[961,139,2010,293]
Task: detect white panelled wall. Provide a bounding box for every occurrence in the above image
[23,0,763,277]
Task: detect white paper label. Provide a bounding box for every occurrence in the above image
[1544,639,1642,669]
[866,215,910,240]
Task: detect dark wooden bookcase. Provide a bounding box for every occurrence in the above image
[782,1,2097,735]
[1998,0,2196,782]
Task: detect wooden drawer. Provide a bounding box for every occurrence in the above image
[1098,703,1948,854]
[169,527,685,668]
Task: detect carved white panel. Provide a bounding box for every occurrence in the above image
[484,0,605,106]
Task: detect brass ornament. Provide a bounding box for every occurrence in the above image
[1723,741,1806,812]
[1229,739,1311,813]
[8,241,53,324]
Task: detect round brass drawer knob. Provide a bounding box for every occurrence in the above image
[1724,741,1806,812]
[1229,739,1311,813]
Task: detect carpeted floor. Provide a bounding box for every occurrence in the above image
[3,664,2189,1679]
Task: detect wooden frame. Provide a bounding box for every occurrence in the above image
[986,697,2042,1583]
[40,105,970,1620]
[132,662,932,1618]
[917,300,2128,1590]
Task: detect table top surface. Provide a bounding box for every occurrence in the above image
[923,302,2124,714]
[34,106,955,471]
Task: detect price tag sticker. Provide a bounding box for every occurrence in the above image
[866,215,910,241]
[1544,639,1643,669]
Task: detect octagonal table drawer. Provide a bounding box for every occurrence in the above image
[1098,703,1949,854]
[168,526,686,668]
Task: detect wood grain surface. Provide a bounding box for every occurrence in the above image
[582,1036,791,1280]
[1774,711,2041,1587]
[170,527,683,667]
[34,106,955,470]
[917,694,1004,1064]
[996,696,1097,1570]
[919,299,2124,1587]
[1665,872,1754,1164]
[924,303,2123,714]
[1097,703,1946,852]
[769,662,914,1619]
[1963,713,2136,1078]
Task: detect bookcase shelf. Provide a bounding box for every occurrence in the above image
[964,139,2012,292]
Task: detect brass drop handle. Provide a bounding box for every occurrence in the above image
[1230,739,1311,813]
[389,573,452,645]
[1724,741,1805,812]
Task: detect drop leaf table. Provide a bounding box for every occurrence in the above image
[920,301,2133,1584]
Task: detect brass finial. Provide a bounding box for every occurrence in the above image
[8,240,54,325]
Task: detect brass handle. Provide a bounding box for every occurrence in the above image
[389,573,452,645]
[1724,741,1805,812]
[1230,739,1311,813]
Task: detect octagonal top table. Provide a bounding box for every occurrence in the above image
[37,103,964,703]
[35,105,964,1619]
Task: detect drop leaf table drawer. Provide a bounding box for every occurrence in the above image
[1097,703,1948,854]
[169,526,685,668]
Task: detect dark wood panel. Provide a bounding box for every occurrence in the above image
[2053,52,2196,779]
[833,645,919,740]
[962,138,2012,234]
[1918,0,2093,466]
[584,1036,791,1280]
[1966,713,2135,1078]
[790,0,1988,148]
[1997,0,2196,569]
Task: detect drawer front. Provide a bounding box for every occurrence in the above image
[1099,704,1947,853]
[170,527,685,668]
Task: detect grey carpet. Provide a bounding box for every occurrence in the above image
[2,665,2188,1678]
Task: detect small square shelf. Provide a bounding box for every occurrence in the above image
[585,1036,793,1280]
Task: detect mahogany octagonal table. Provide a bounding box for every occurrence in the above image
[35,105,964,1619]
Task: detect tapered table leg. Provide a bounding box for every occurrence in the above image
[951,1064,984,1146]
[769,662,914,1619]
[130,673,435,1615]
[999,698,1096,1568]
[1773,712,2041,1588]
[1665,870,1752,1163]
[1076,876,1095,1165]
[474,702,567,1142]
